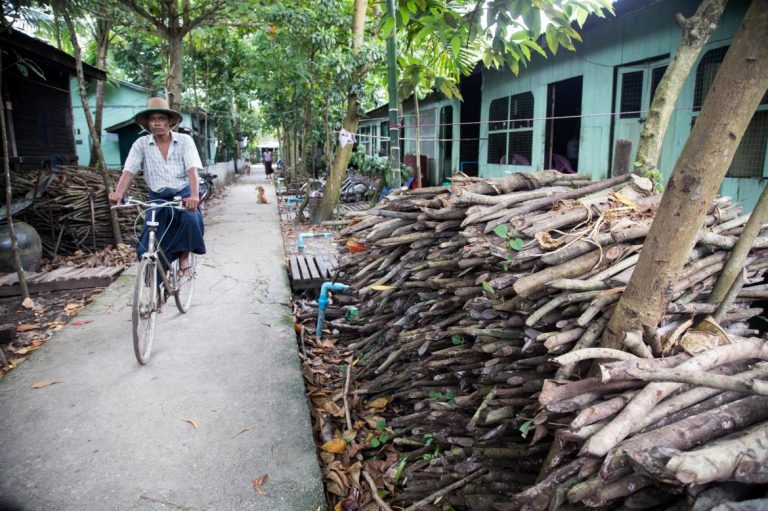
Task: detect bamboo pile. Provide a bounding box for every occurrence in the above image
[5,166,148,257]
[296,170,768,510]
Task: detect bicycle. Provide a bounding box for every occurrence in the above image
[113,197,199,364]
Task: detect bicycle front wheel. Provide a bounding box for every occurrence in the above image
[174,253,197,313]
[133,258,158,364]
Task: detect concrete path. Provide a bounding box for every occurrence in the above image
[0,170,324,511]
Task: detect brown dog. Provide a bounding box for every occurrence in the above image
[257,185,268,204]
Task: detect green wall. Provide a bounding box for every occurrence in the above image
[478,0,764,211]
[70,81,217,168]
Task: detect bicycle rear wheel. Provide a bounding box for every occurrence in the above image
[173,253,197,313]
[133,258,158,364]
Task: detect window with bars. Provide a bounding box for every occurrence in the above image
[358,126,370,154]
[619,71,644,118]
[693,46,768,178]
[379,121,389,155]
[488,92,534,165]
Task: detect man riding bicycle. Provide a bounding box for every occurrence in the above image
[109,97,206,272]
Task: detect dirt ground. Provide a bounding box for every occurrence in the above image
[0,287,103,376]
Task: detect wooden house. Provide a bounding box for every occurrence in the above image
[357,70,482,187]
[477,0,765,210]
[0,28,105,171]
[74,81,216,168]
[360,0,765,209]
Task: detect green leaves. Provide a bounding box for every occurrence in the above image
[493,224,524,251]
[429,390,456,407]
[481,281,495,295]
[451,334,464,345]
[370,419,391,447]
[519,419,534,438]
[493,224,510,238]
[508,238,524,251]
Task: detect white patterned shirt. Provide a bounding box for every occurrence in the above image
[122,132,203,192]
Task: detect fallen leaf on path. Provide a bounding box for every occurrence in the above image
[64,302,84,315]
[13,345,41,355]
[70,320,90,326]
[182,419,199,431]
[366,397,389,409]
[16,324,39,332]
[252,474,269,496]
[231,427,252,438]
[320,438,347,454]
[613,192,639,209]
[31,380,59,389]
[21,298,34,309]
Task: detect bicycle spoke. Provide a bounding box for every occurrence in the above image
[132,259,157,364]
[174,253,197,313]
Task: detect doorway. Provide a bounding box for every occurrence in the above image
[545,76,583,173]
[459,72,482,176]
[438,105,453,182]
[611,58,668,175]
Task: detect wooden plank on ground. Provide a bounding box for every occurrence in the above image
[296,256,311,282]
[0,266,125,297]
[305,256,322,281]
[314,256,331,279]
[289,256,301,284]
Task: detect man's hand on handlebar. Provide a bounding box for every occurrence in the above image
[108,192,123,205]
[183,196,200,212]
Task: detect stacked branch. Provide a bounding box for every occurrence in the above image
[4,166,148,257]
[294,171,768,510]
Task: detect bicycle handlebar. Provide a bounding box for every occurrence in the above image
[111,197,185,210]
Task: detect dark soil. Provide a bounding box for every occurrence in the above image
[0,288,105,377]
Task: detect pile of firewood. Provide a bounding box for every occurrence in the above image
[295,170,768,510]
[6,166,148,257]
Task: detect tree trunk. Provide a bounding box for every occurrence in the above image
[323,96,333,174]
[89,19,112,167]
[708,184,768,303]
[635,0,728,171]
[414,94,422,188]
[314,0,368,222]
[61,6,123,245]
[166,32,183,110]
[602,0,768,350]
[0,52,30,300]
[301,93,312,178]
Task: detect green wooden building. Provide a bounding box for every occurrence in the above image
[478,0,765,211]
[360,0,766,209]
[70,81,216,169]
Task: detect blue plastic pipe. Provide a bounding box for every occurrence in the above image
[298,232,333,252]
[316,281,349,337]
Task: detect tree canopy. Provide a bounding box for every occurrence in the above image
[6,0,612,167]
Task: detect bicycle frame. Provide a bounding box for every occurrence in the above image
[140,205,181,307]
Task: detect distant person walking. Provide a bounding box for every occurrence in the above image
[263,149,274,178]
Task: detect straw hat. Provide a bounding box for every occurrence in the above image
[134,97,182,130]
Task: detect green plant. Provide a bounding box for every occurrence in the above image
[370,418,391,447]
[493,224,525,251]
[634,161,665,192]
[451,334,464,346]
[519,419,534,439]
[394,455,408,484]
[422,446,441,461]
[428,390,456,407]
